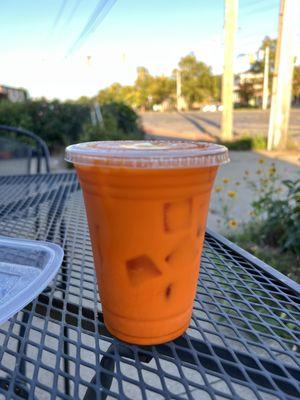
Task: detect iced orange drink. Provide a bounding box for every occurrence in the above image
[65,141,229,344]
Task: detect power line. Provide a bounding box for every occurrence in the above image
[52,0,69,31]
[246,4,278,15]
[239,1,279,16]
[240,0,274,9]
[66,0,83,25]
[86,0,117,36]
[66,0,117,56]
[67,0,115,54]
[238,30,276,40]
[83,0,114,37]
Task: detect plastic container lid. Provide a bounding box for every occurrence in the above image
[65,140,229,169]
[0,236,64,325]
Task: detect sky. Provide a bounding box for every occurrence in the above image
[0,0,298,100]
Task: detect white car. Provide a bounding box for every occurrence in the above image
[202,104,222,112]
[153,104,163,112]
[202,104,216,112]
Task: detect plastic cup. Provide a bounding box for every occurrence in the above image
[65,140,229,344]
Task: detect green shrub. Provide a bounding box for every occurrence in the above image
[79,101,144,142]
[228,176,300,282]
[0,100,90,151]
[251,135,267,150]
[79,124,144,142]
[229,229,299,282]
[215,160,300,281]
[220,135,267,150]
[0,100,142,152]
[233,104,259,109]
[250,178,300,254]
[101,102,140,135]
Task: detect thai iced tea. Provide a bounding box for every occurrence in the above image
[65,141,229,344]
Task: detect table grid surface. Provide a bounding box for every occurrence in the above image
[0,172,299,400]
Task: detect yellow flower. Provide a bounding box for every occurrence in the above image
[276,187,282,193]
[235,181,240,186]
[249,211,256,217]
[244,170,250,176]
[223,178,230,184]
[227,191,237,198]
[260,178,269,185]
[269,166,276,176]
[215,186,223,193]
[228,219,237,229]
[256,169,262,175]
[258,158,265,164]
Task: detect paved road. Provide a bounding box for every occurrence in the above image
[141,109,300,143]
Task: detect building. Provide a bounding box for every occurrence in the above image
[234,71,264,107]
[233,68,300,108]
[0,85,27,102]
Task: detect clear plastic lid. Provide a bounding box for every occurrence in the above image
[65,140,229,169]
[0,236,63,325]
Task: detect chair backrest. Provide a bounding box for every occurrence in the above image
[0,125,50,175]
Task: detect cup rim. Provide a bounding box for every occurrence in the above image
[65,140,230,169]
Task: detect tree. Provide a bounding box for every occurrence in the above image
[75,96,91,105]
[238,81,255,106]
[148,76,175,105]
[178,54,215,108]
[212,75,222,102]
[98,83,125,104]
[134,67,154,109]
[293,65,300,98]
[96,56,221,111]
[250,36,277,74]
[96,68,176,110]
[245,36,277,106]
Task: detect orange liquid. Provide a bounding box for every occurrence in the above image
[75,163,218,344]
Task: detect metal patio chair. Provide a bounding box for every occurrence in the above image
[0,125,50,175]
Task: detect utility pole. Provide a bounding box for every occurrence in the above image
[267,0,284,149]
[221,0,238,141]
[176,69,182,111]
[262,46,269,110]
[267,0,299,150]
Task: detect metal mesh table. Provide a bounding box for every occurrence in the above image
[0,172,299,400]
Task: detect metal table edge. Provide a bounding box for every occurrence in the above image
[206,227,300,295]
[0,170,74,179]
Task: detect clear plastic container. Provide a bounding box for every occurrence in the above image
[0,236,64,325]
[65,140,230,344]
[65,140,229,168]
